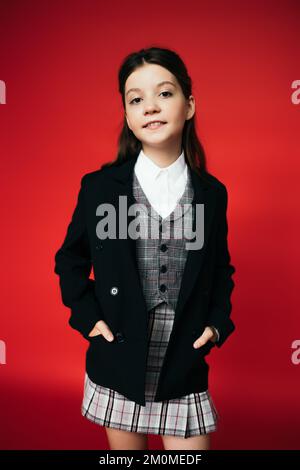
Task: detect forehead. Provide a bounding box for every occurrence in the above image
[125,64,177,93]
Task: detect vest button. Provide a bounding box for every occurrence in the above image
[160,265,167,273]
[160,244,168,252]
[160,284,167,292]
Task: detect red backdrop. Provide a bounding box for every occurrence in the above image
[0,0,299,450]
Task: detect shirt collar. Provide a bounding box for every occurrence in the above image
[134,148,187,185]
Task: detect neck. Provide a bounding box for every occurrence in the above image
[142,143,183,168]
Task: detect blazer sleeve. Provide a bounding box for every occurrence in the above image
[206,184,236,348]
[54,174,104,340]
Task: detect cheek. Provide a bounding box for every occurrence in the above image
[128,120,143,139]
[127,114,141,131]
[169,114,186,133]
[168,103,187,124]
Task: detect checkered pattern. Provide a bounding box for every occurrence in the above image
[81,167,219,437]
[82,301,219,438]
[132,166,195,312]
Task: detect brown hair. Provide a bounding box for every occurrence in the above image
[101,46,208,176]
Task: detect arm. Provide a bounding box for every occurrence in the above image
[206,184,236,348]
[54,175,104,340]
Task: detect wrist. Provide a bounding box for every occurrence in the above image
[208,325,219,343]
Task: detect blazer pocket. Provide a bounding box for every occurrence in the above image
[191,329,215,355]
[88,326,111,342]
[200,341,215,354]
[88,333,103,341]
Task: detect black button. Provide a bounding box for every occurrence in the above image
[160,265,167,273]
[159,284,167,292]
[160,244,167,252]
[115,332,125,343]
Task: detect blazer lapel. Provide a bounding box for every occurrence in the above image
[174,169,217,328]
[103,155,218,326]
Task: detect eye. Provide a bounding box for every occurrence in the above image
[129,97,142,105]
[129,91,173,105]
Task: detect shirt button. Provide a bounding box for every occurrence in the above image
[160,265,167,273]
[159,284,167,292]
[110,286,118,295]
[160,244,168,252]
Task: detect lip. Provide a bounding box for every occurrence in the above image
[143,121,167,129]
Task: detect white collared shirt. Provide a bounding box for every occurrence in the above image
[134,148,188,219]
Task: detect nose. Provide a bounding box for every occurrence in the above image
[143,100,160,114]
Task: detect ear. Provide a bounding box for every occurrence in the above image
[186,95,195,121]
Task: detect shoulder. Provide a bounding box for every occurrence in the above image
[78,164,115,193]
[200,170,228,201]
[79,158,129,187]
[198,170,231,218]
[77,163,125,203]
[80,167,109,185]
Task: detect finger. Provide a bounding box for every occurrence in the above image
[193,337,207,348]
[193,333,210,349]
[88,326,98,337]
[100,324,114,342]
[202,328,214,341]
[205,326,215,339]
[90,320,104,337]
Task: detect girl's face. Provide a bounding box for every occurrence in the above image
[124,63,195,154]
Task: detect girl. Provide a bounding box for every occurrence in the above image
[54,46,236,451]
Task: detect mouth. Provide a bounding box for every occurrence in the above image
[143,121,167,130]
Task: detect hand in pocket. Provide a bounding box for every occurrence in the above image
[192,326,216,349]
[88,320,114,342]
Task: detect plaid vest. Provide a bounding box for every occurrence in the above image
[132,166,195,312]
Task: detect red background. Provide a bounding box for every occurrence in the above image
[0,0,299,450]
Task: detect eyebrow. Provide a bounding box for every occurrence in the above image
[125,80,176,96]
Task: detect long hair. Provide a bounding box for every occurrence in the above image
[101,46,208,176]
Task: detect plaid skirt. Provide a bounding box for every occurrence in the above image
[81,301,219,438]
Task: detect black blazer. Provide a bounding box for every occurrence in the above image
[54,155,236,406]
